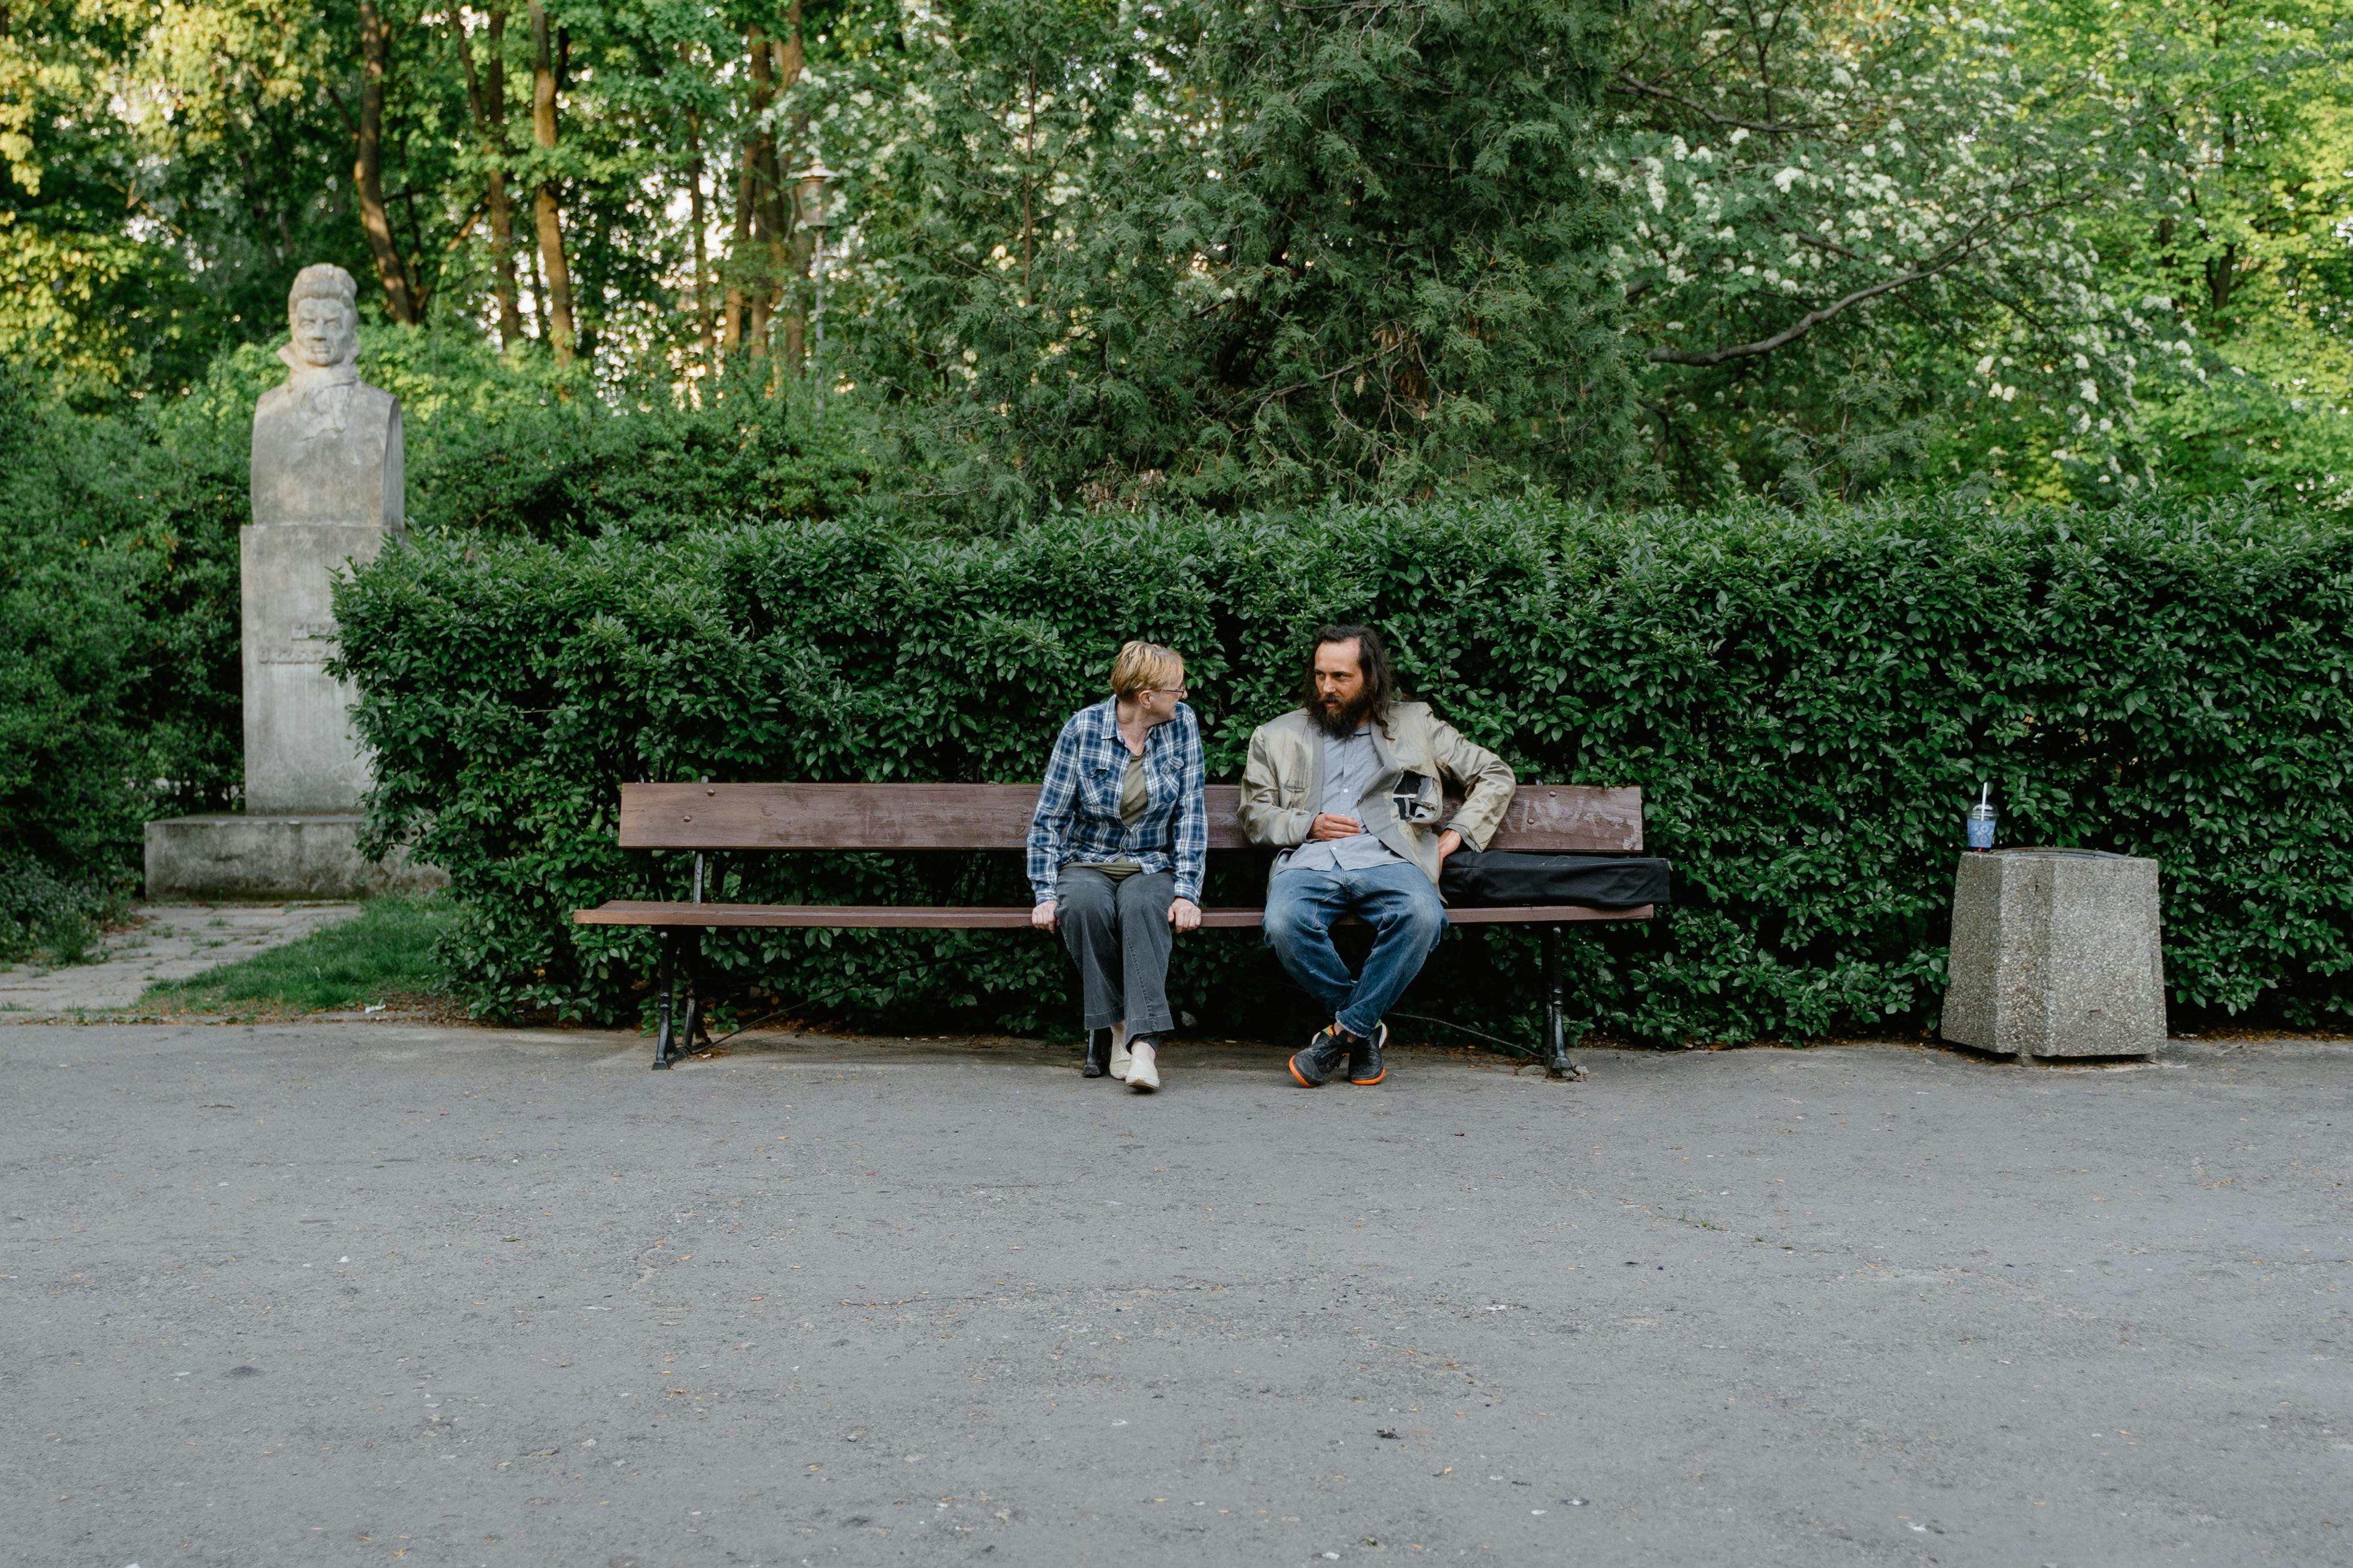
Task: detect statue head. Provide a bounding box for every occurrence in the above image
[285,264,360,372]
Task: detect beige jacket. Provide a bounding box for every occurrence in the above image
[1238,702,1517,888]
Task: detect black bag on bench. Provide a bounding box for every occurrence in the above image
[1440,851,1671,909]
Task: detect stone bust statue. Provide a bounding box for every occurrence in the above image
[250,263,404,529]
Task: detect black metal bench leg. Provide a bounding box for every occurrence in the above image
[679,937,704,1061]
[1542,923,1587,1081]
[652,930,677,1070]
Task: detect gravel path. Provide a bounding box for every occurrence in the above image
[0,903,362,1016]
[7,1022,2350,1567]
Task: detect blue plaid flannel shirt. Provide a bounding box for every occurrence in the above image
[1027,699,1207,903]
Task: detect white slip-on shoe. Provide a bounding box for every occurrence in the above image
[1108,1021,1133,1080]
[1126,1037,1160,1092]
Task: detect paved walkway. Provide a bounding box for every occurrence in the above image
[0,902,361,1015]
[8,1022,2350,1566]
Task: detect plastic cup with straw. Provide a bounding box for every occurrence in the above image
[1966,783,1996,851]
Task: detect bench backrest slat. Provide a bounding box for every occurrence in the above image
[619,782,1643,854]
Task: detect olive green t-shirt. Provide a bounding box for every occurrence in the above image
[1068,751,1149,882]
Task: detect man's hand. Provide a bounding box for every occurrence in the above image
[1309,812,1364,841]
[1168,897,1201,933]
[1436,828,1464,865]
[1030,900,1057,931]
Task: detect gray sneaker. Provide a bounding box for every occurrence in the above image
[1288,1025,1349,1087]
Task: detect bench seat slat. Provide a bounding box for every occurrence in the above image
[574,899,1653,930]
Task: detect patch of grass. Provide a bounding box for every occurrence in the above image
[141,896,452,1014]
[39,909,105,967]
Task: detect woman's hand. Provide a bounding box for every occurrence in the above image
[1168,897,1201,933]
[1030,900,1057,931]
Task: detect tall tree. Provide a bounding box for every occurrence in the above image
[459,5,524,347]
[772,7,810,368]
[354,0,421,322]
[680,41,713,358]
[528,0,576,361]
[732,11,807,364]
[843,0,1635,516]
[742,22,780,356]
[721,127,751,354]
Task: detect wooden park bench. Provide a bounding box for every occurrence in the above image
[576,783,1652,1076]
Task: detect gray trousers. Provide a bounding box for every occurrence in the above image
[1056,866,1176,1034]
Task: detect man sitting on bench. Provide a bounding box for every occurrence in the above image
[1239,624,1518,1088]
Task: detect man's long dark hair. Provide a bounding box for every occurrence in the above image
[1300,623,1399,735]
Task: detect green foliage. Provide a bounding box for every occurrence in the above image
[1604,0,2187,503]
[335,497,2353,1042]
[17,0,2353,511]
[0,0,757,392]
[0,852,120,966]
[2136,333,2353,512]
[2012,0,2353,504]
[0,366,161,899]
[840,0,1637,517]
[138,896,453,1013]
[0,0,361,399]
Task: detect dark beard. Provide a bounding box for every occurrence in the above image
[1311,695,1372,738]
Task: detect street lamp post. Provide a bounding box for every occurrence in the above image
[796,163,837,411]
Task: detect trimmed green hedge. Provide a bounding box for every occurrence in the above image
[333,497,2353,1042]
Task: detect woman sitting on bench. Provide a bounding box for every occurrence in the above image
[1026,640,1206,1091]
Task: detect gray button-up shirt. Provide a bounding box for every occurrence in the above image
[1275,725,1405,875]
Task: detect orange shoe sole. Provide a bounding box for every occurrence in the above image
[1349,1068,1387,1085]
[1288,1055,1320,1088]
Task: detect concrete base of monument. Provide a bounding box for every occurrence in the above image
[144,814,448,900]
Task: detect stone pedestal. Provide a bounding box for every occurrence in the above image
[241,522,385,812]
[145,815,445,900]
[141,262,428,902]
[1941,849,2167,1058]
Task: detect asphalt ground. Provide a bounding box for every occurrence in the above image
[6,1022,2351,1568]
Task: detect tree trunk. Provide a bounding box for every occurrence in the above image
[355,0,419,324]
[722,145,750,355]
[459,8,523,346]
[781,179,810,367]
[529,0,577,362]
[527,226,548,340]
[686,116,712,357]
[682,50,712,360]
[2207,242,2240,318]
[1020,63,1035,307]
[485,13,521,345]
[774,10,809,368]
[575,200,601,363]
[741,25,779,359]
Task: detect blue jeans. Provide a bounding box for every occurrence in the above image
[1262,861,1448,1038]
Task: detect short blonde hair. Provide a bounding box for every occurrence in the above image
[1109,640,1184,700]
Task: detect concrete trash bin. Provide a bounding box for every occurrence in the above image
[1941,849,2167,1058]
